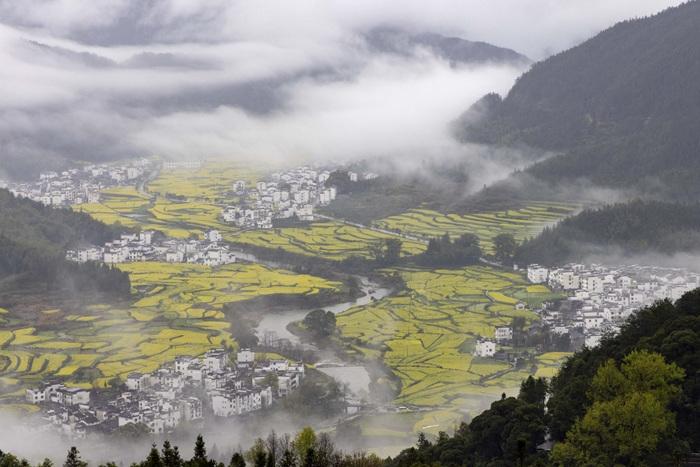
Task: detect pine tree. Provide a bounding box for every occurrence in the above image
[193,435,207,462]
[143,444,163,467]
[227,453,245,467]
[162,441,183,467]
[63,447,87,467]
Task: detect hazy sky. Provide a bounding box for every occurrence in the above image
[0,0,684,175]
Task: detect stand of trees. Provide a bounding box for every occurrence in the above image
[416,233,481,267]
[0,189,130,297]
[515,200,700,266]
[302,310,336,339]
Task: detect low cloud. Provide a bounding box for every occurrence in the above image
[0,1,683,179]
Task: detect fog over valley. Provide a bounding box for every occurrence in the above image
[1,2,699,467]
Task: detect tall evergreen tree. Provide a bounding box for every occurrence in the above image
[63,448,87,467]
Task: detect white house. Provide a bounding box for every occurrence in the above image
[237,349,255,363]
[474,340,496,358]
[494,326,513,343]
[527,265,549,284]
[207,230,222,243]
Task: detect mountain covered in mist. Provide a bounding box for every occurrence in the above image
[457,0,700,200]
[365,27,530,66]
[515,200,700,266]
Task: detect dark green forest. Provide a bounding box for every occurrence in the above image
[0,189,130,296]
[515,200,700,265]
[458,0,700,200]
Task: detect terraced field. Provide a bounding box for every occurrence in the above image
[337,266,568,408]
[148,162,265,201]
[0,263,340,399]
[233,222,426,260]
[75,184,239,239]
[374,202,580,253]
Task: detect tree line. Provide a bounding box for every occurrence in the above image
[515,200,700,266]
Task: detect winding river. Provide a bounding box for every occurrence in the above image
[255,274,392,396]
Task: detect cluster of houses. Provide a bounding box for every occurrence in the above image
[66,229,237,267]
[25,348,304,439]
[1,159,154,207]
[471,262,700,360]
[528,263,700,348]
[221,166,377,229]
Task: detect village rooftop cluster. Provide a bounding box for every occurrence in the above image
[470,263,700,359]
[1,159,155,207]
[221,167,377,229]
[66,229,237,266]
[529,263,700,348]
[25,348,304,438]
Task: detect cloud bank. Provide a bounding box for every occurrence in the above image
[0,0,683,179]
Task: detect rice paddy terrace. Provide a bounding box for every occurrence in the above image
[233,223,426,260]
[0,262,341,411]
[336,266,570,410]
[374,202,579,253]
[5,162,579,420]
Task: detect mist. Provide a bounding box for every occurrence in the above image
[0,0,684,179]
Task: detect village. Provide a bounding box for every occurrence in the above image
[66,229,238,267]
[471,263,700,360]
[24,348,304,439]
[531,262,699,348]
[0,159,156,207]
[221,166,377,229]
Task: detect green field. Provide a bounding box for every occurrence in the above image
[0,263,340,398]
[77,162,427,260]
[75,184,241,240]
[233,222,426,260]
[148,162,265,201]
[337,266,569,408]
[374,202,579,253]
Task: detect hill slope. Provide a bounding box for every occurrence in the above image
[515,200,700,266]
[365,28,530,66]
[0,189,130,296]
[458,1,700,200]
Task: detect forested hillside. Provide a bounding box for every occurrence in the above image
[458,1,700,200]
[0,189,130,296]
[515,200,700,265]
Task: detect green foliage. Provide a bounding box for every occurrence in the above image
[493,233,518,264]
[302,309,337,338]
[0,188,130,296]
[516,200,700,265]
[293,427,317,462]
[547,289,700,451]
[369,238,402,266]
[388,377,549,467]
[551,351,687,466]
[459,1,700,200]
[227,453,245,467]
[63,448,87,467]
[417,233,481,267]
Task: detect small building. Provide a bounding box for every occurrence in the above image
[474,340,497,358]
[527,265,549,284]
[494,326,513,343]
[237,349,255,363]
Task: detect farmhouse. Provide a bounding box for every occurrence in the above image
[474,340,497,358]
